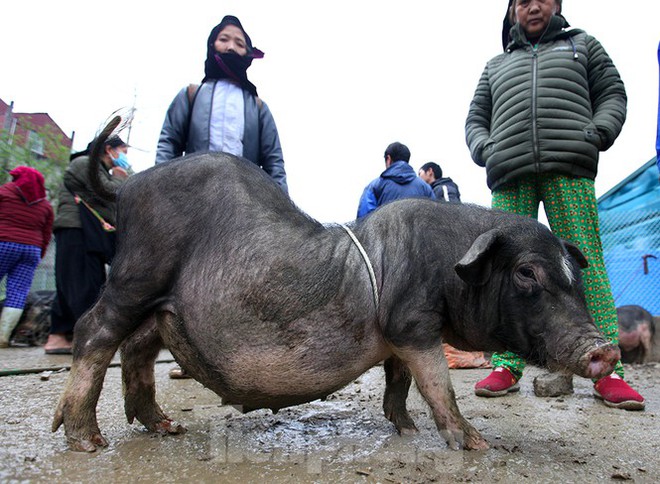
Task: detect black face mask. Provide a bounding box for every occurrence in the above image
[203,52,259,96]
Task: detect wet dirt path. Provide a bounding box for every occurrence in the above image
[1,349,658,483]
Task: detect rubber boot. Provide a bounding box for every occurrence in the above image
[0,307,24,348]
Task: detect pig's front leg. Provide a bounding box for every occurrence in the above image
[398,345,489,451]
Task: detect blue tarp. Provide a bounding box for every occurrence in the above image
[599,159,660,213]
[656,41,660,171]
[598,159,660,315]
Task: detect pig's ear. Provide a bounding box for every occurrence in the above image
[562,239,589,269]
[455,229,500,285]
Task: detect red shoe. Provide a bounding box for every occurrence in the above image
[474,367,520,397]
[593,374,645,410]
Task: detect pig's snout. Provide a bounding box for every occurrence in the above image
[579,342,620,380]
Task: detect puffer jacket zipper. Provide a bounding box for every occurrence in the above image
[531,44,541,170]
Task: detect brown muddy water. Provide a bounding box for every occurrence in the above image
[0,348,658,483]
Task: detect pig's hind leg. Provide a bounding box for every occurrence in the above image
[52,298,137,452]
[383,356,418,434]
[398,345,489,451]
[121,317,186,436]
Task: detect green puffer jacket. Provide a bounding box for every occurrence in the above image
[53,155,125,230]
[465,15,626,191]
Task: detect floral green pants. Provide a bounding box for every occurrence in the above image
[490,173,624,380]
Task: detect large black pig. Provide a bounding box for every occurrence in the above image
[53,139,620,452]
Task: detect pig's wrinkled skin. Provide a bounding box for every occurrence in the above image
[53,150,620,453]
[617,305,656,363]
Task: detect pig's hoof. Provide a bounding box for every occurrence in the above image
[464,434,489,451]
[67,433,109,453]
[441,428,489,451]
[386,409,418,435]
[152,418,187,435]
[393,420,419,435]
[462,425,489,451]
[399,426,419,436]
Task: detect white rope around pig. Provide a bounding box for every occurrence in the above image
[339,224,379,311]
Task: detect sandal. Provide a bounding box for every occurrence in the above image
[44,347,73,355]
[44,333,73,355]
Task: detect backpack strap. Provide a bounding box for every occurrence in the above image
[185,84,200,150]
[187,83,199,105]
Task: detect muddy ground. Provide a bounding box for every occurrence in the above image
[0,348,658,483]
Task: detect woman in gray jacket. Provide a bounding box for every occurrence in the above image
[155,15,288,195]
[465,0,644,410]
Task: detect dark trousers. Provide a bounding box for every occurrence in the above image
[50,228,107,335]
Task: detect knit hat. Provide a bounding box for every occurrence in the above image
[105,136,127,149]
[9,166,46,204]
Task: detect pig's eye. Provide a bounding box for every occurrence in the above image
[518,267,536,280]
[514,265,539,293]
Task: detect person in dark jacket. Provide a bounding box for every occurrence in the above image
[418,162,461,202]
[357,142,435,219]
[44,136,130,354]
[466,0,644,410]
[0,167,53,347]
[155,15,288,195]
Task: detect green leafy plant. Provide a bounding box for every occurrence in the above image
[0,121,71,206]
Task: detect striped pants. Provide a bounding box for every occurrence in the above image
[0,241,41,309]
[489,173,624,380]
